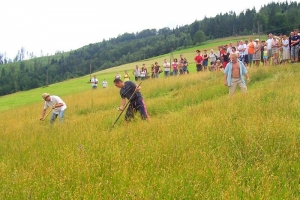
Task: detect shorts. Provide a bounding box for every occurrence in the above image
[272,48,278,54]
[291,45,299,58]
[196,64,203,71]
[203,60,208,66]
[267,49,272,58]
[248,54,253,63]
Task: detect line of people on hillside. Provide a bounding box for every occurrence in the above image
[211,29,300,69]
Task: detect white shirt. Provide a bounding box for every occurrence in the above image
[282,39,289,51]
[163,62,170,72]
[244,44,249,54]
[44,95,67,114]
[227,47,233,54]
[102,80,108,88]
[91,78,98,86]
[237,44,246,56]
[266,39,273,50]
[140,71,146,77]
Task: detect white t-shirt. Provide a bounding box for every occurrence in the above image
[282,39,289,51]
[91,78,98,86]
[163,62,170,72]
[140,71,146,77]
[209,53,217,62]
[133,69,140,77]
[237,44,246,56]
[244,44,249,54]
[227,47,233,54]
[102,80,107,88]
[266,39,273,50]
[44,95,67,114]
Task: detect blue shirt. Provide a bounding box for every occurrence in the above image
[291,35,300,46]
[224,60,248,86]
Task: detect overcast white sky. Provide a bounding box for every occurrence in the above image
[1,0,284,59]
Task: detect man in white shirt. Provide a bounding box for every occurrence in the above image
[90,75,98,89]
[40,93,67,124]
[237,40,246,63]
[266,33,273,65]
[163,59,171,77]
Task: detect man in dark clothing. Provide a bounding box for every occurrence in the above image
[114,78,149,121]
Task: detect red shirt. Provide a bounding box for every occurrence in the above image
[194,55,203,64]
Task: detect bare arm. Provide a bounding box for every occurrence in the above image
[224,74,228,86]
[119,98,126,110]
[40,109,46,120]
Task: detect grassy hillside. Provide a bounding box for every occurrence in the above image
[1,61,300,198]
[0,34,260,112]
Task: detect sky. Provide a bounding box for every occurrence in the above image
[1,0,284,60]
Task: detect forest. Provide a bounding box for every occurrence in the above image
[0,1,299,96]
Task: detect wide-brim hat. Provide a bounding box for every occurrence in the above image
[42,93,50,100]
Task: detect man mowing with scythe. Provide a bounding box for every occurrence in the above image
[40,93,67,124]
[114,78,149,122]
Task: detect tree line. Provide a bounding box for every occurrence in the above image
[0,1,299,96]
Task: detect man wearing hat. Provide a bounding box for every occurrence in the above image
[40,93,67,124]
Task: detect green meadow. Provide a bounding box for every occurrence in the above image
[1,37,300,199]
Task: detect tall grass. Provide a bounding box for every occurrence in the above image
[1,65,300,199]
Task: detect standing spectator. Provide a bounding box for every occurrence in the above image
[154,62,161,78]
[224,53,250,96]
[266,33,273,65]
[124,70,130,82]
[289,31,294,58]
[278,34,283,64]
[209,49,217,65]
[260,40,266,63]
[172,58,178,76]
[247,38,255,67]
[231,47,240,58]
[244,40,249,67]
[194,50,203,73]
[291,29,300,63]
[142,64,148,77]
[115,72,121,79]
[163,59,171,77]
[203,50,209,71]
[132,65,141,81]
[40,93,67,124]
[237,40,246,63]
[90,75,98,89]
[271,35,280,65]
[282,34,290,65]
[102,79,108,88]
[182,58,189,74]
[222,47,230,69]
[150,64,155,78]
[179,54,188,74]
[263,46,268,66]
[227,42,233,54]
[140,68,146,80]
[253,39,261,67]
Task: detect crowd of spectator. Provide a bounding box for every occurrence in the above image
[114,29,300,81]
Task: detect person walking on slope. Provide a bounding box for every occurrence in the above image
[40,93,67,124]
[114,78,149,121]
[224,53,250,96]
